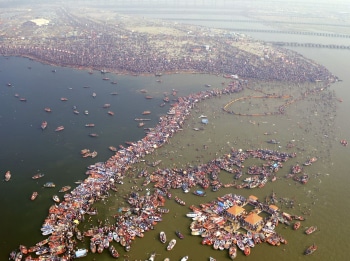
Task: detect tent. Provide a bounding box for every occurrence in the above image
[244,213,263,225]
[226,205,245,217]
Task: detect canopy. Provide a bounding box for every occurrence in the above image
[227,205,245,216]
[244,213,263,225]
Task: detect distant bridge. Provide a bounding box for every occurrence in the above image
[269,42,350,50]
[225,28,350,39]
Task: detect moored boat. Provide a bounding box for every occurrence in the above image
[74,248,88,258]
[108,111,115,116]
[89,133,99,137]
[229,245,237,259]
[44,107,51,112]
[109,146,118,152]
[85,123,95,127]
[167,239,176,250]
[52,195,60,203]
[142,110,151,115]
[180,256,189,261]
[160,231,167,243]
[59,186,71,192]
[304,243,317,255]
[109,245,119,258]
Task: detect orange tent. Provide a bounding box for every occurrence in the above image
[244,213,263,225]
[227,205,245,216]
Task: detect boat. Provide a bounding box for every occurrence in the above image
[142,110,151,115]
[60,97,68,101]
[229,245,237,259]
[305,226,317,235]
[148,252,156,261]
[103,103,111,108]
[73,110,80,114]
[110,92,118,95]
[138,122,145,127]
[55,126,64,132]
[304,243,317,255]
[193,190,206,196]
[30,192,38,201]
[41,121,47,130]
[84,110,89,115]
[92,92,96,98]
[267,139,280,144]
[59,186,71,192]
[293,221,301,230]
[176,231,184,239]
[85,123,95,127]
[90,241,96,253]
[52,195,60,203]
[180,256,189,261]
[145,96,153,99]
[108,111,115,116]
[43,182,55,188]
[160,231,167,243]
[19,98,27,101]
[74,248,88,258]
[167,239,176,250]
[109,245,119,258]
[174,196,186,206]
[4,170,11,181]
[109,146,118,152]
[89,133,99,137]
[244,245,251,256]
[44,107,51,112]
[90,151,98,158]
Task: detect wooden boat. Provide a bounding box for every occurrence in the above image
[19,97,27,101]
[103,103,111,108]
[53,195,60,203]
[305,226,317,235]
[293,221,301,230]
[138,122,145,127]
[32,173,45,179]
[160,231,167,243]
[109,245,119,258]
[85,123,95,127]
[108,111,115,116]
[174,196,186,206]
[4,170,11,181]
[229,245,237,259]
[41,121,47,130]
[167,239,176,250]
[145,95,153,99]
[90,151,98,158]
[30,192,38,201]
[60,97,68,101]
[74,248,88,258]
[244,245,251,256]
[55,126,64,132]
[304,243,317,255]
[59,186,71,193]
[176,231,184,239]
[89,133,99,137]
[44,107,51,112]
[109,146,118,152]
[43,182,55,188]
[142,110,151,115]
[193,190,206,196]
